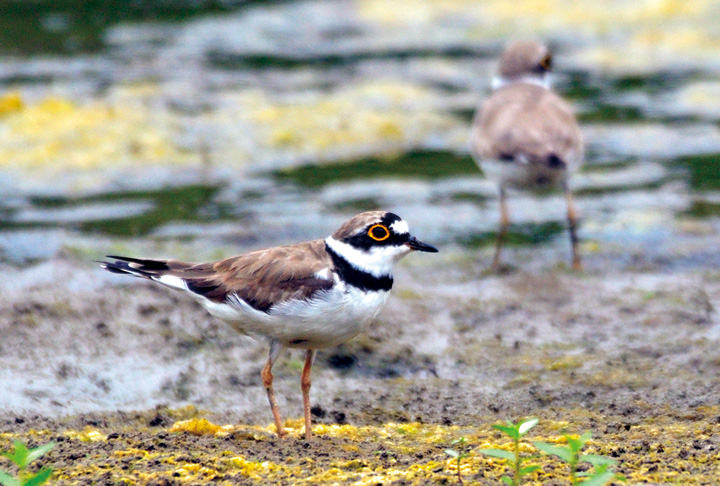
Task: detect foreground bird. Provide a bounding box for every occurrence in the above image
[470,40,584,271]
[99,211,437,439]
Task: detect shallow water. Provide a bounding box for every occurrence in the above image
[1,0,718,270]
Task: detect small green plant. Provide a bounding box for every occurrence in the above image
[479,417,540,485]
[445,437,470,485]
[0,440,55,486]
[534,432,623,486]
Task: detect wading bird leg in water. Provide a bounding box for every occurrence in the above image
[301,349,317,439]
[261,341,286,438]
[492,187,509,272]
[564,184,582,271]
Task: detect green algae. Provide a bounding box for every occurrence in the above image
[0,0,242,56]
[1,184,227,236]
[685,200,720,218]
[208,47,489,70]
[674,153,720,191]
[273,151,478,188]
[458,222,565,248]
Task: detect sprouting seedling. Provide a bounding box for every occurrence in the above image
[534,432,623,486]
[0,440,55,486]
[479,417,540,485]
[445,437,470,485]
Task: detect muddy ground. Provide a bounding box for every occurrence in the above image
[2,247,719,484]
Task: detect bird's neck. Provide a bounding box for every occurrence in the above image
[325,239,393,292]
[492,74,551,91]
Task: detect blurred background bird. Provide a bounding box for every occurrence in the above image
[470,40,584,271]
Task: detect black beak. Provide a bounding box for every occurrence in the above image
[406,236,439,253]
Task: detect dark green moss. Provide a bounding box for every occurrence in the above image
[612,71,701,94]
[458,221,565,248]
[673,153,720,191]
[273,151,478,189]
[207,48,491,70]
[0,0,255,55]
[578,104,645,123]
[685,200,720,218]
[332,198,383,212]
[1,184,230,237]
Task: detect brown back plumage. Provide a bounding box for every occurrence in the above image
[471,83,583,170]
[103,240,334,312]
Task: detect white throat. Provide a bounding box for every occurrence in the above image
[325,236,410,278]
[492,73,551,91]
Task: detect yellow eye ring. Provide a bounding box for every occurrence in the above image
[368,224,390,241]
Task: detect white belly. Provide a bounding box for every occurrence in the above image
[198,283,390,349]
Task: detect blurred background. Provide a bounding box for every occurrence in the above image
[2,0,719,269]
[1,0,720,418]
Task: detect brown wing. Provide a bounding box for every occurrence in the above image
[471,84,583,169]
[102,240,334,313]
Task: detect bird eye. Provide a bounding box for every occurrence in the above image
[368,224,390,241]
[539,54,552,70]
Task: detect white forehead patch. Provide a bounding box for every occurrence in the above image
[390,220,409,235]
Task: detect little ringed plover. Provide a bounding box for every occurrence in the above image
[99,211,437,439]
[471,40,584,271]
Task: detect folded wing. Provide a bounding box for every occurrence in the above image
[100,240,335,313]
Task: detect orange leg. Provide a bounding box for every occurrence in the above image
[492,187,509,272]
[301,350,317,440]
[565,186,582,271]
[261,341,286,438]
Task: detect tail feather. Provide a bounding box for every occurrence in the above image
[99,257,162,279]
[99,256,190,292]
[105,255,170,272]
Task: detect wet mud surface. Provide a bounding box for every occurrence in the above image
[2,257,720,483]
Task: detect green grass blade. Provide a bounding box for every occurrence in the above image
[518,418,539,436]
[0,471,20,486]
[501,477,514,485]
[581,455,616,467]
[4,441,29,469]
[478,448,515,461]
[534,442,573,463]
[445,449,459,459]
[565,435,583,453]
[579,470,616,486]
[519,465,541,475]
[21,467,53,486]
[25,444,54,466]
[492,424,520,440]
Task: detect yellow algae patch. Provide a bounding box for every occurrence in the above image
[0,93,193,174]
[173,463,220,480]
[114,448,151,458]
[63,427,107,442]
[672,81,720,118]
[359,0,719,74]
[241,81,458,157]
[228,456,290,480]
[544,355,583,371]
[170,418,233,436]
[359,0,707,29]
[0,91,23,116]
